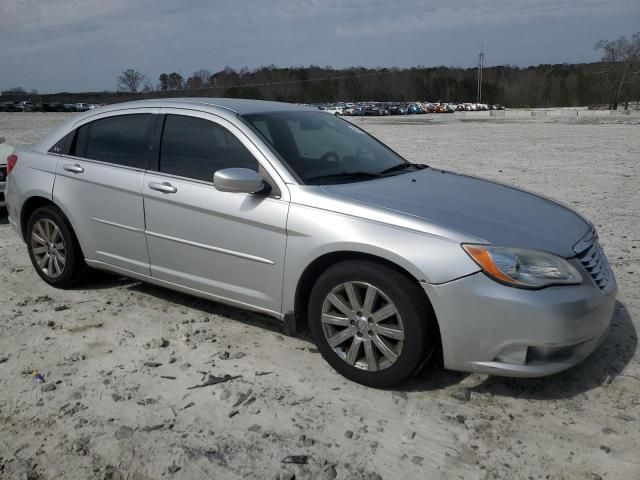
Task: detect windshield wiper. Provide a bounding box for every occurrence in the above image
[305,171,382,184]
[379,162,427,175]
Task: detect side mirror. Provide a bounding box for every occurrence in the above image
[213,168,265,194]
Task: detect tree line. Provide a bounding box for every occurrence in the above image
[112,33,639,109]
[4,33,637,109]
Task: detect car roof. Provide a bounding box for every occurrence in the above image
[27,98,318,153]
[95,98,317,115]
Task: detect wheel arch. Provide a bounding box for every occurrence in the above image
[20,196,56,241]
[291,250,443,362]
[20,196,87,260]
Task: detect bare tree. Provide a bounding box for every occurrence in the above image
[141,77,154,93]
[192,69,211,86]
[117,69,146,93]
[595,32,640,109]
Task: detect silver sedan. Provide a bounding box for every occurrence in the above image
[5,98,616,387]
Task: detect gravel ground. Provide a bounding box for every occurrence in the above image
[0,112,639,480]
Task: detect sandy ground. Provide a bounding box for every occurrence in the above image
[0,112,639,480]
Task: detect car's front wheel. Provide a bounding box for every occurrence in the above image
[309,261,435,387]
[27,205,85,288]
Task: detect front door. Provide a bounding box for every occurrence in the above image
[142,111,289,315]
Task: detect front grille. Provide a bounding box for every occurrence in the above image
[576,238,611,290]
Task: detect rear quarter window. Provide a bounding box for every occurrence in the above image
[47,132,74,155]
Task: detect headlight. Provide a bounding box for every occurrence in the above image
[462,244,583,289]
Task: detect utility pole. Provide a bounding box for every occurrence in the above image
[476,45,484,104]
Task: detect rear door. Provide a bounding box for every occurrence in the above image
[142,110,289,315]
[53,110,157,275]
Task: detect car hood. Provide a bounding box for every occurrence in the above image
[321,168,590,257]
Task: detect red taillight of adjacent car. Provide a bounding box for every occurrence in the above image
[6,154,18,175]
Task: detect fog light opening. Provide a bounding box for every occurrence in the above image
[494,345,529,365]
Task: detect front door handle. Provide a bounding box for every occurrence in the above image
[63,163,84,174]
[149,181,177,194]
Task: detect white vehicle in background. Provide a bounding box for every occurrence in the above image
[73,103,93,112]
[0,139,11,208]
[343,105,357,115]
[325,106,343,115]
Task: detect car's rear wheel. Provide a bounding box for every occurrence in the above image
[27,205,85,288]
[308,260,434,387]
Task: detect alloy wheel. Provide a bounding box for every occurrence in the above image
[321,281,405,371]
[30,218,66,279]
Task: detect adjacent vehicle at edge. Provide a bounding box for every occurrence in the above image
[0,140,11,208]
[5,98,616,387]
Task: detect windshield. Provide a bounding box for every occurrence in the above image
[241,111,423,185]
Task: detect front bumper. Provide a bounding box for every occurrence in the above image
[422,269,617,377]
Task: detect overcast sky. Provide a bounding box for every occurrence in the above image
[1,0,638,93]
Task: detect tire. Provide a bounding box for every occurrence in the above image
[26,205,85,288]
[308,260,435,388]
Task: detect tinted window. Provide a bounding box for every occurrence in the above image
[81,114,151,168]
[250,119,274,145]
[160,115,258,182]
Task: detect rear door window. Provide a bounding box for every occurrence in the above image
[76,114,152,169]
[159,115,258,182]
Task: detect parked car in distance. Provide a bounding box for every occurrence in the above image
[407,103,425,114]
[0,102,19,112]
[324,106,343,115]
[15,101,35,112]
[73,103,94,112]
[40,103,71,112]
[4,98,616,387]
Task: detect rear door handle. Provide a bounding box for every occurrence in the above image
[149,182,177,194]
[63,163,84,174]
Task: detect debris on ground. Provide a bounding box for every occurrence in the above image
[450,387,471,401]
[187,374,241,389]
[281,455,309,465]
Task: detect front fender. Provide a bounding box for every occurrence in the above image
[281,203,480,314]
